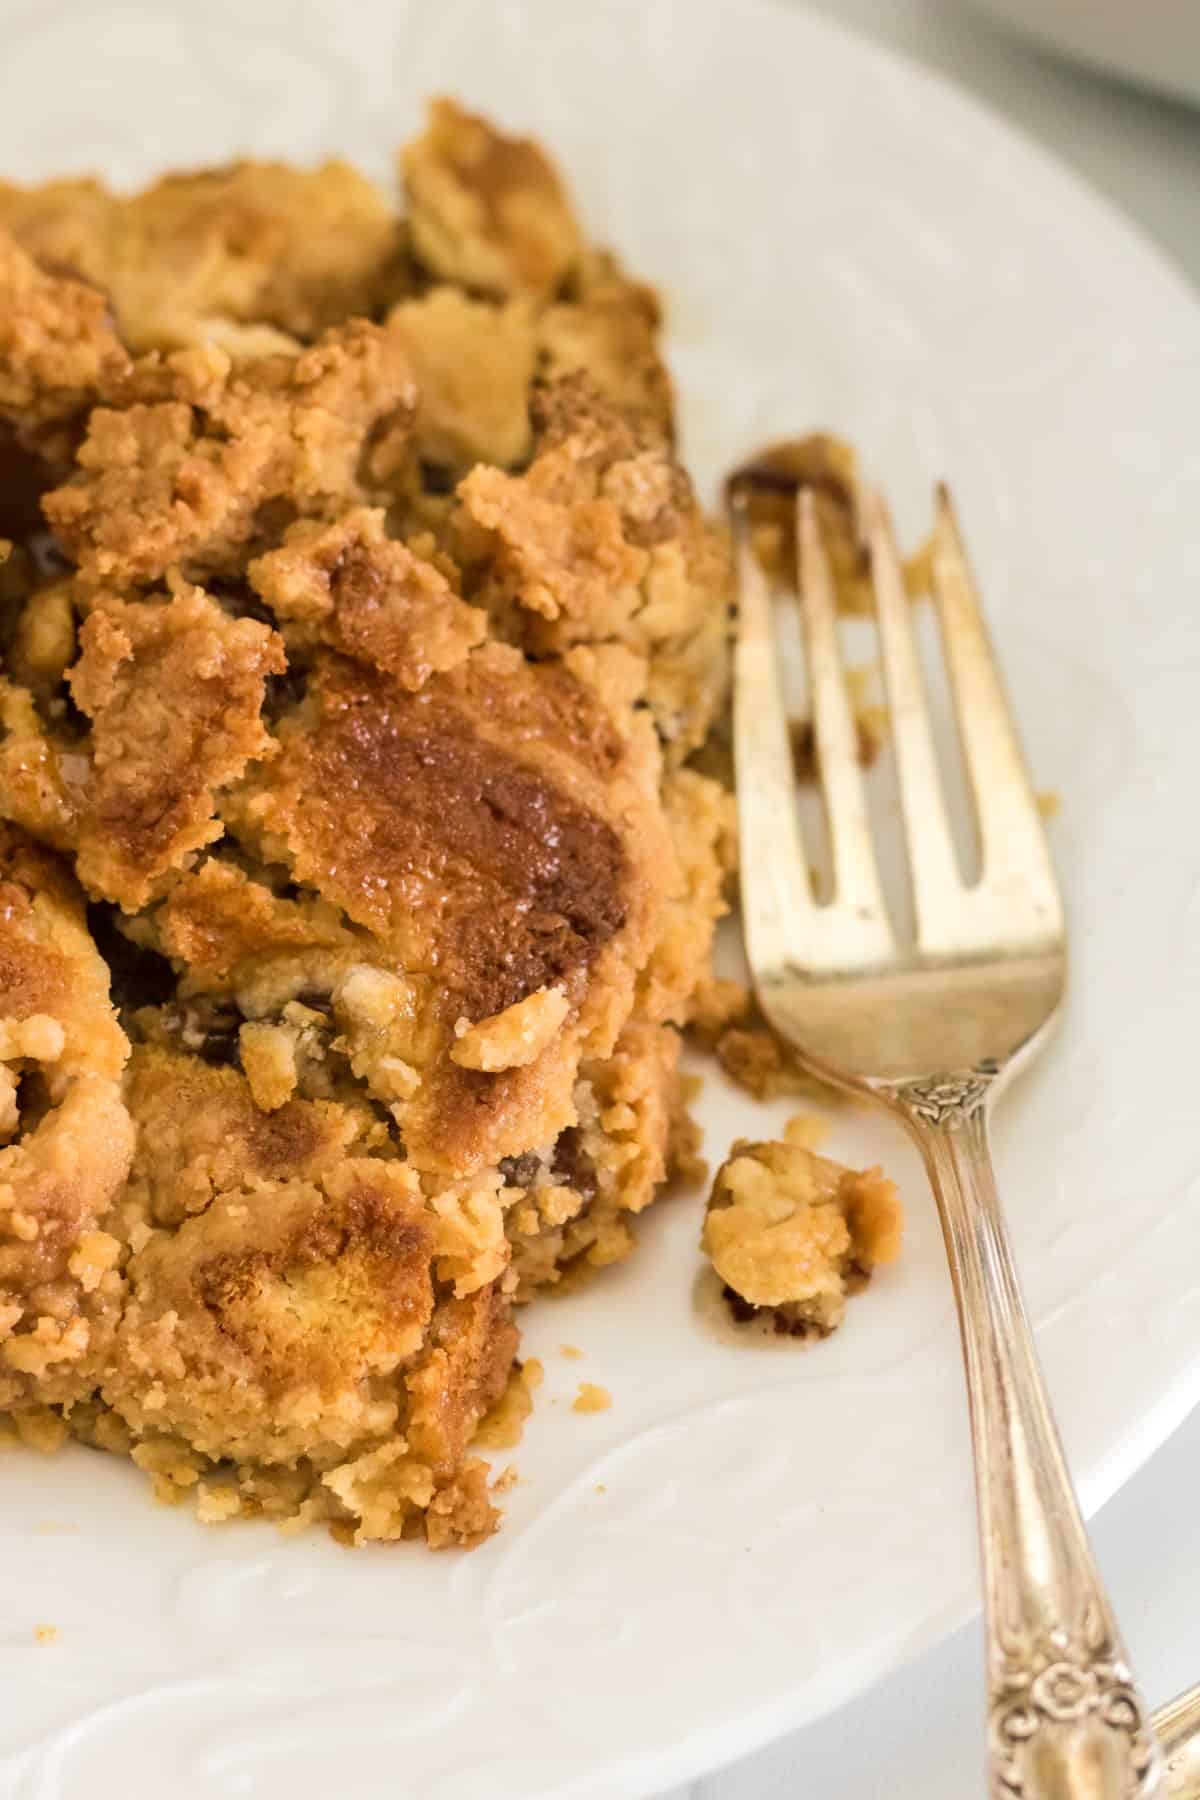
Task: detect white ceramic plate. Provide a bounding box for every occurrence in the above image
[2,2,1200,1796]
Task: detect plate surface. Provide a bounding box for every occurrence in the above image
[2,2,1200,1796]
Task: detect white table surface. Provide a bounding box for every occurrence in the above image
[665,3,1200,1796]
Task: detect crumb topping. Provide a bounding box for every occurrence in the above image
[402,99,582,298]
[248,507,485,689]
[0,230,130,461]
[68,587,284,908]
[0,161,403,352]
[46,321,417,589]
[451,985,570,1072]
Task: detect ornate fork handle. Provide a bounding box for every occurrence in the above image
[894,1070,1165,1799]
[1157,1684,1200,1798]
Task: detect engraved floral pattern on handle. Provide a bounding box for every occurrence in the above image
[895,1061,1000,1127]
[990,1619,1161,1798]
[899,1091,1166,1799]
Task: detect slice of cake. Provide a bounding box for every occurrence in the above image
[0,101,734,1545]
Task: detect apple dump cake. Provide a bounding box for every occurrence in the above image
[0,100,737,1546]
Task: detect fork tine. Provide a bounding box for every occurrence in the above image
[930,487,1063,932]
[796,492,893,954]
[729,495,820,976]
[863,488,966,953]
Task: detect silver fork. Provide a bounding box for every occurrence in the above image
[729,472,1164,1799]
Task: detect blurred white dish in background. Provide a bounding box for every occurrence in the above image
[969,0,1200,108]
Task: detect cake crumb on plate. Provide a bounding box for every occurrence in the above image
[572,1382,612,1413]
[702,1116,904,1337]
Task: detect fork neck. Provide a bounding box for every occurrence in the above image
[887,1063,1001,1129]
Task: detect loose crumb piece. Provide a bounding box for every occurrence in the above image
[450,985,570,1071]
[491,1464,519,1494]
[34,1624,59,1645]
[1037,790,1061,821]
[690,980,837,1103]
[790,663,887,779]
[237,1019,299,1112]
[732,435,932,612]
[733,435,870,612]
[779,1113,829,1151]
[572,1382,612,1413]
[559,1344,583,1359]
[703,1116,904,1337]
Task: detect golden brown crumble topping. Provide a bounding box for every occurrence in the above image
[107,1162,437,1463]
[0,230,130,464]
[248,504,486,687]
[459,374,730,761]
[540,249,674,438]
[228,645,651,982]
[0,676,80,851]
[45,322,417,589]
[388,287,536,472]
[68,587,284,909]
[153,859,352,985]
[122,1046,373,1227]
[0,161,403,353]
[402,99,582,299]
[0,826,133,1410]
